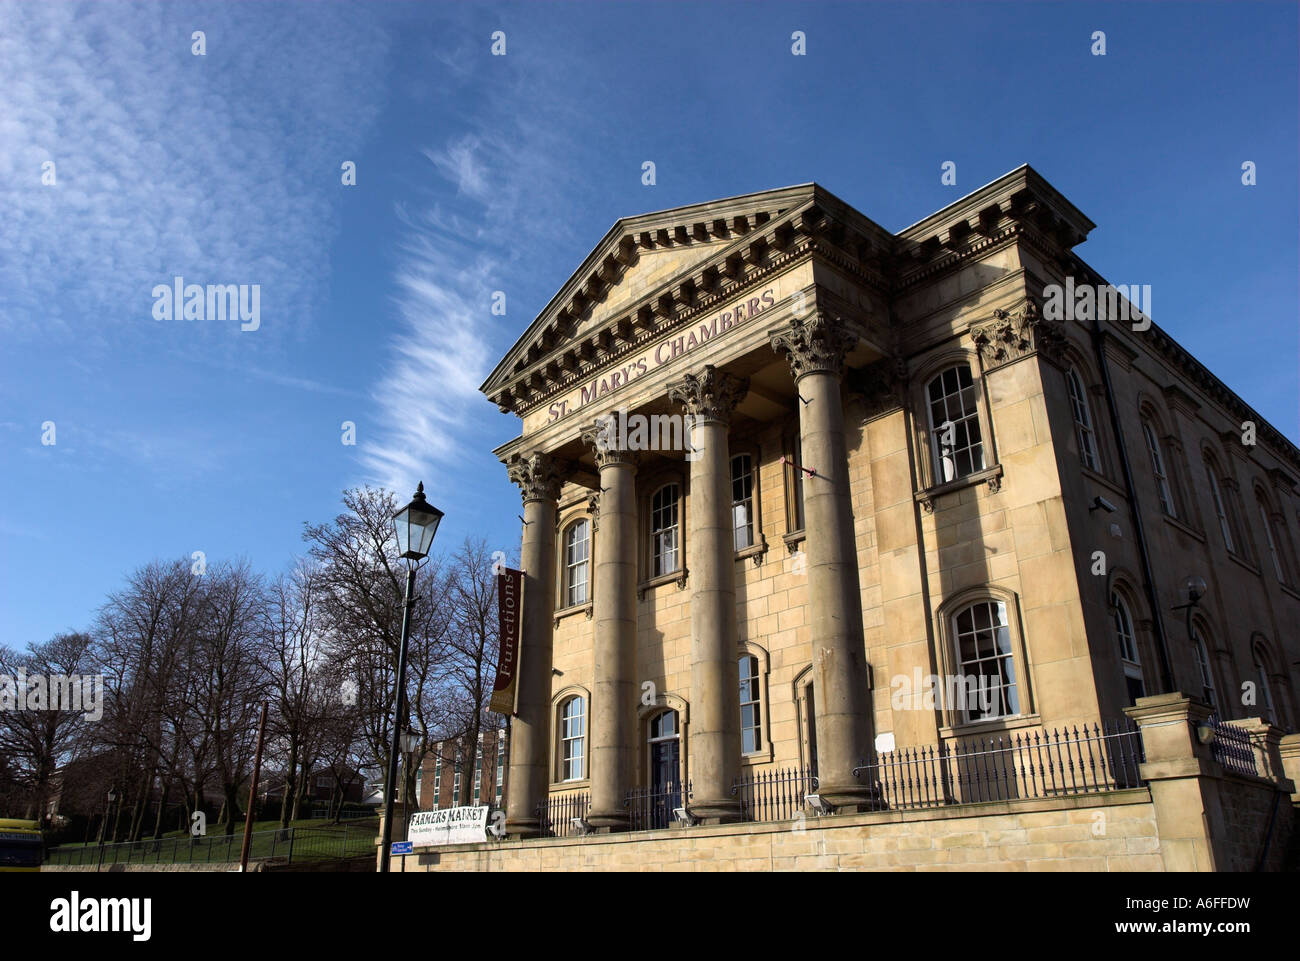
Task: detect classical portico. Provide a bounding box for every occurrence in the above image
[484,185,895,831]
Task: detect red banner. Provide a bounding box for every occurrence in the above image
[490,567,523,714]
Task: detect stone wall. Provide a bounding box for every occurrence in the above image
[397,790,1163,873]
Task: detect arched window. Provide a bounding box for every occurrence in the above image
[559,696,586,781]
[1112,591,1145,705]
[651,484,680,576]
[739,654,762,753]
[562,519,590,606]
[731,454,755,551]
[1191,627,1218,711]
[1252,644,1278,723]
[1256,492,1288,584]
[927,364,985,483]
[1140,419,1176,517]
[1067,368,1099,471]
[952,599,1019,721]
[1204,457,1235,553]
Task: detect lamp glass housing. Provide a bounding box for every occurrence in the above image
[393,483,443,561]
[1183,575,1207,603]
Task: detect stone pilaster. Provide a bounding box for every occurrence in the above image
[770,309,875,809]
[503,451,564,836]
[668,364,749,822]
[579,425,638,831]
[1124,693,1222,871]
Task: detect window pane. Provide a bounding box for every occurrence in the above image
[927,364,984,482]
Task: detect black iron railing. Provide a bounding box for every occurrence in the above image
[625,781,691,831]
[731,766,818,822]
[1208,716,1258,777]
[851,720,1145,811]
[536,792,590,838]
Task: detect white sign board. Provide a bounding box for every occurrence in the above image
[408,806,490,847]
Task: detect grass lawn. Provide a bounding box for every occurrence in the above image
[46,816,378,866]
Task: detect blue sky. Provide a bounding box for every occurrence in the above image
[2,1,1296,646]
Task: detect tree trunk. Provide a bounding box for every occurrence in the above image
[222,784,240,834]
[152,783,170,838]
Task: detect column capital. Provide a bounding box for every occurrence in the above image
[769,310,857,380]
[667,364,749,424]
[580,420,639,470]
[506,450,566,504]
[968,297,1067,371]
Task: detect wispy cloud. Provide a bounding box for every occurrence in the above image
[0,2,390,350]
[361,40,588,494]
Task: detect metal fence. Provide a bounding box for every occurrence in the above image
[625,781,691,831]
[1209,716,1258,777]
[45,819,379,868]
[731,766,818,823]
[851,721,1145,810]
[536,792,590,838]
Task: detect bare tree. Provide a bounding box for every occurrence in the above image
[303,487,457,807]
[0,632,97,822]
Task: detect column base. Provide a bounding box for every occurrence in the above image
[816,783,881,814]
[504,816,544,839]
[586,811,630,833]
[689,798,743,824]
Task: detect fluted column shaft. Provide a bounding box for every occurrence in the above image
[772,310,875,808]
[582,430,638,831]
[669,365,748,822]
[504,452,562,835]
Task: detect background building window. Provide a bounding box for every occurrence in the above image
[651,484,680,576]
[927,364,985,483]
[731,454,755,550]
[560,696,586,781]
[473,736,483,805]
[1204,460,1235,553]
[1253,646,1277,723]
[563,519,590,606]
[739,654,762,753]
[1141,420,1176,517]
[1111,591,1145,704]
[952,599,1019,721]
[495,731,506,805]
[1257,496,1287,584]
[1067,368,1099,471]
[432,750,442,806]
[1192,632,1217,711]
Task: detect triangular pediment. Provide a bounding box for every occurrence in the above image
[480,184,836,407]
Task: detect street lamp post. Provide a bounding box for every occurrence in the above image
[379,483,443,874]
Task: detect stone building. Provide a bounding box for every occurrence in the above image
[475,164,1300,856]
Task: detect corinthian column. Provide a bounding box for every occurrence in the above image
[770,309,875,810]
[504,451,564,836]
[579,425,638,831]
[668,364,748,823]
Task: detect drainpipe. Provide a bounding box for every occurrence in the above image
[1090,308,1176,694]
